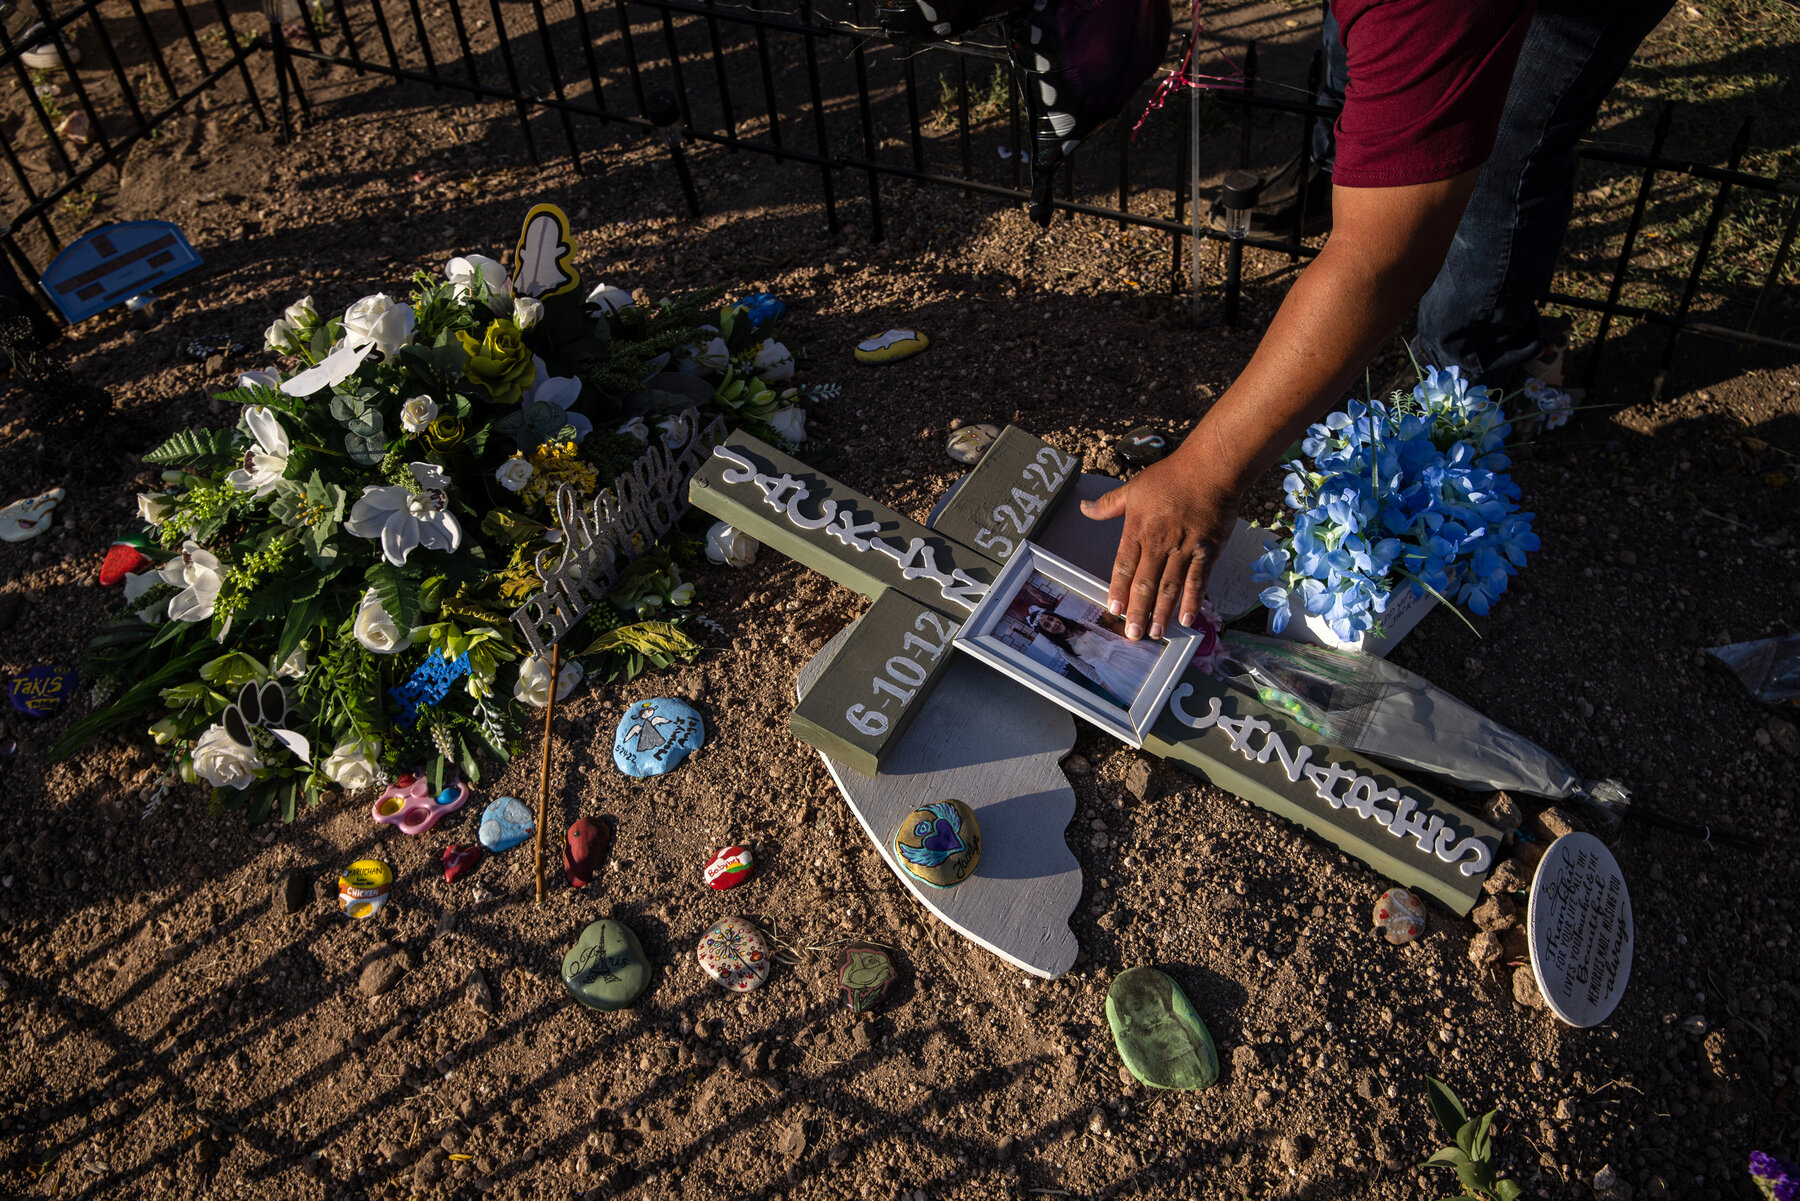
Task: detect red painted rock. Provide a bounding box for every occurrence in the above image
[564,816,614,889]
[442,844,483,883]
[99,537,153,585]
[703,845,755,890]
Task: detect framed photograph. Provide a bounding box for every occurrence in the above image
[952,542,1201,747]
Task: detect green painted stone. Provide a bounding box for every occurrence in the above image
[1105,967,1218,1090]
[561,919,650,1011]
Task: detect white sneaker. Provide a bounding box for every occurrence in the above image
[18,23,79,70]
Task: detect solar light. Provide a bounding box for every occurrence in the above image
[1218,170,1260,326]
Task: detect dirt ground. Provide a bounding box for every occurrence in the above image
[3,5,1800,1200]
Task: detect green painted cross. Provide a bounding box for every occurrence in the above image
[690,428,1499,913]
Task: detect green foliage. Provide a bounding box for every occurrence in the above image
[1419,1077,1521,1201]
[579,619,700,683]
[144,427,237,469]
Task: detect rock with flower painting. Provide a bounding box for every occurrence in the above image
[838,945,896,1013]
[696,916,771,992]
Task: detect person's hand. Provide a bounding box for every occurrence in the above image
[1079,449,1240,640]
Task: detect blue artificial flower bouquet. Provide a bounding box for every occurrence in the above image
[1253,366,1539,645]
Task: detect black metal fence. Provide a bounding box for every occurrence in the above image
[3,0,1797,384]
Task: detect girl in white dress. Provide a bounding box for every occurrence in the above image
[1028,606,1162,704]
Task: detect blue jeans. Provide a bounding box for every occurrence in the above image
[1314,0,1674,380]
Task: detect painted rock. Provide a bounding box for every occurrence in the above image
[891,799,981,889]
[9,665,77,718]
[612,698,704,777]
[478,796,536,853]
[703,845,755,890]
[99,535,155,585]
[1106,966,1219,1090]
[696,916,771,992]
[838,945,896,1013]
[562,918,651,1011]
[564,816,614,889]
[1374,887,1426,945]
[853,328,929,365]
[338,858,394,919]
[442,844,483,883]
[944,423,1001,465]
[0,487,64,543]
[1118,426,1172,466]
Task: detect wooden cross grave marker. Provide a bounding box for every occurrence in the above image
[689,428,1500,977]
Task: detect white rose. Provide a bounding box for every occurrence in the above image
[342,293,416,356]
[675,332,728,376]
[283,295,318,330]
[706,521,758,568]
[616,418,650,442]
[446,254,512,305]
[768,405,807,445]
[264,316,300,355]
[138,491,174,525]
[514,654,584,708]
[512,295,545,329]
[587,282,636,314]
[352,588,414,655]
[752,340,795,382]
[400,395,439,434]
[495,456,533,492]
[191,724,263,791]
[322,739,381,790]
[237,368,281,392]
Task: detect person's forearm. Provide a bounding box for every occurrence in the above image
[1179,170,1482,494]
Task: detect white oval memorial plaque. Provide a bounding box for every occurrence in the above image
[1526,832,1633,1028]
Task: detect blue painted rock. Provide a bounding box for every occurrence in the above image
[696,916,771,993]
[1106,966,1219,1090]
[838,945,896,1013]
[612,698,704,777]
[891,799,981,889]
[562,918,650,1011]
[478,796,536,853]
[9,665,77,718]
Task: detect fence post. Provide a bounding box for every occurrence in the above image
[1654,117,1752,395]
[1584,103,1671,387]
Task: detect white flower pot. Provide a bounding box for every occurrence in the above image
[1265,584,1438,658]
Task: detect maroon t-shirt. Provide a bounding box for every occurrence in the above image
[1330,0,1537,188]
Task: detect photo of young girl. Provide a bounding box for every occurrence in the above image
[996,571,1168,709]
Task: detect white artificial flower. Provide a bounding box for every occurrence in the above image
[279,338,373,397]
[342,293,416,356]
[705,521,758,568]
[225,406,291,498]
[513,654,583,708]
[675,329,728,376]
[616,417,650,442]
[137,491,174,526]
[352,588,414,655]
[264,316,301,355]
[586,282,636,314]
[278,645,307,679]
[283,295,318,330]
[768,405,807,445]
[669,580,696,606]
[237,368,281,392]
[495,456,533,492]
[656,413,689,447]
[344,462,462,567]
[446,254,512,307]
[322,738,381,789]
[121,568,167,624]
[157,541,223,623]
[522,357,592,441]
[513,295,545,329]
[191,724,263,790]
[752,340,795,382]
[400,395,439,435]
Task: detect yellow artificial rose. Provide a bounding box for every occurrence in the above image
[455,318,535,405]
